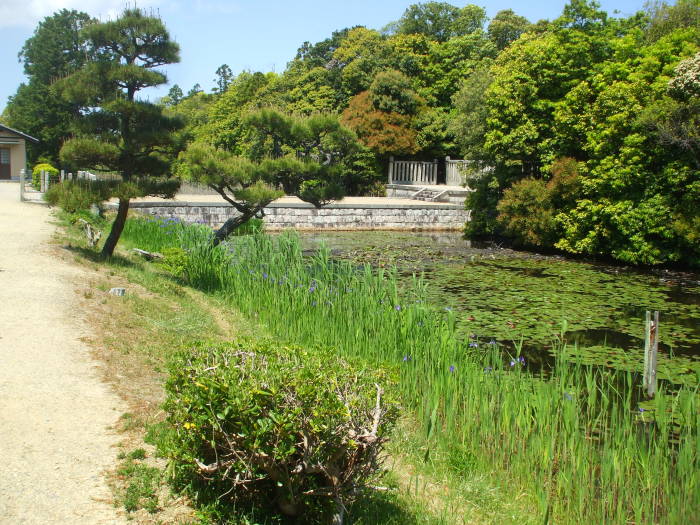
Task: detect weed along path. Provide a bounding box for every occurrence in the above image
[0,183,125,524]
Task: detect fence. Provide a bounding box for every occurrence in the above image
[388,156,438,185]
[388,156,484,187]
[445,157,472,186]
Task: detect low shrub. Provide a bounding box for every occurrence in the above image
[155,247,190,279]
[32,163,59,190]
[157,340,397,523]
[44,180,111,213]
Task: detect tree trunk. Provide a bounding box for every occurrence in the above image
[101,197,130,257]
[331,498,345,525]
[212,213,256,246]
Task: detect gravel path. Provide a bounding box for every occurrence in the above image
[0,183,125,524]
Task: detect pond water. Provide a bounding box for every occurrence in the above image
[297,231,700,387]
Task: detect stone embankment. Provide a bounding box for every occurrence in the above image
[123,196,470,231]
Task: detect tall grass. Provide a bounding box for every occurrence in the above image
[122,216,699,524]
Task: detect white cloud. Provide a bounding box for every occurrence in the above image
[0,0,163,28]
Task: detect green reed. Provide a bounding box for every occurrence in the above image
[122,218,699,524]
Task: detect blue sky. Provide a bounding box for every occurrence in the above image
[1,1,647,114]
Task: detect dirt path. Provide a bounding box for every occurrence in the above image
[0,183,125,524]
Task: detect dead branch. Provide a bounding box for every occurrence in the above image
[132,248,163,260]
[78,218,101,248]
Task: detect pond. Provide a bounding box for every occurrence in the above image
[296,231,700,388]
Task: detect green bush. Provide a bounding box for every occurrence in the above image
[155,247,190,278]
[496,158,582,249]
[157,340,397,522]
[44,180,110,213]
[496,177,557,248]
[32,163,59,190]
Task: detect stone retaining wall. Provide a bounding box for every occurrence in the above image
[124,201,470,230]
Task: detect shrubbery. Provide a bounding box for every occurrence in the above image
[495,157,582,248]
[32,163,59,190]
[44,180,109,213]
[156,340,397,523]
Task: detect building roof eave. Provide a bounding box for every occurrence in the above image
[0,124,39,144]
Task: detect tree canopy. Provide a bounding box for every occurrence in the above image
[2,9,93,163]
[6,0,699,266]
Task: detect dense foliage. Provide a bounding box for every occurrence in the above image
[5,0,698,266]
[454,0,700,266]
[158,340,396,522]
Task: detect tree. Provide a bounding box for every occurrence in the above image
[177,144,283,243]
[2,9,93,163]
[644,0,700,42]
[243,109,359,207]
[341,71,424,157]
[59,8,181,257]
[180,109,361,242]
[187,83,203,97]
[332,27,390,101]
[165,84,183,106]
[18,8,93,83]
[369,69,423,114]
[213,64,233,93]
[487,9,532,50]
[295,28,353,68]
[390,2,486,42]
[199,71,273,152]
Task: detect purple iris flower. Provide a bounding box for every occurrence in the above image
[469,342,479,348]
[403,355,411,362]
[449,365,456,373]
[395,305,401,311]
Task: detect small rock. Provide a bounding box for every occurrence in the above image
[109,287,126,296]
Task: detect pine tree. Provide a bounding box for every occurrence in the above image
[59,8,181,257]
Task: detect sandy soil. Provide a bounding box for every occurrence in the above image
[0,183,125,524]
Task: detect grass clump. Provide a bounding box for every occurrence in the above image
[117,452,161,514]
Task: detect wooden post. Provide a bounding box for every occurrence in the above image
[60,169,65,182]
[388,156,394,184]
[19,168,25,201]
[643,311,659,397]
